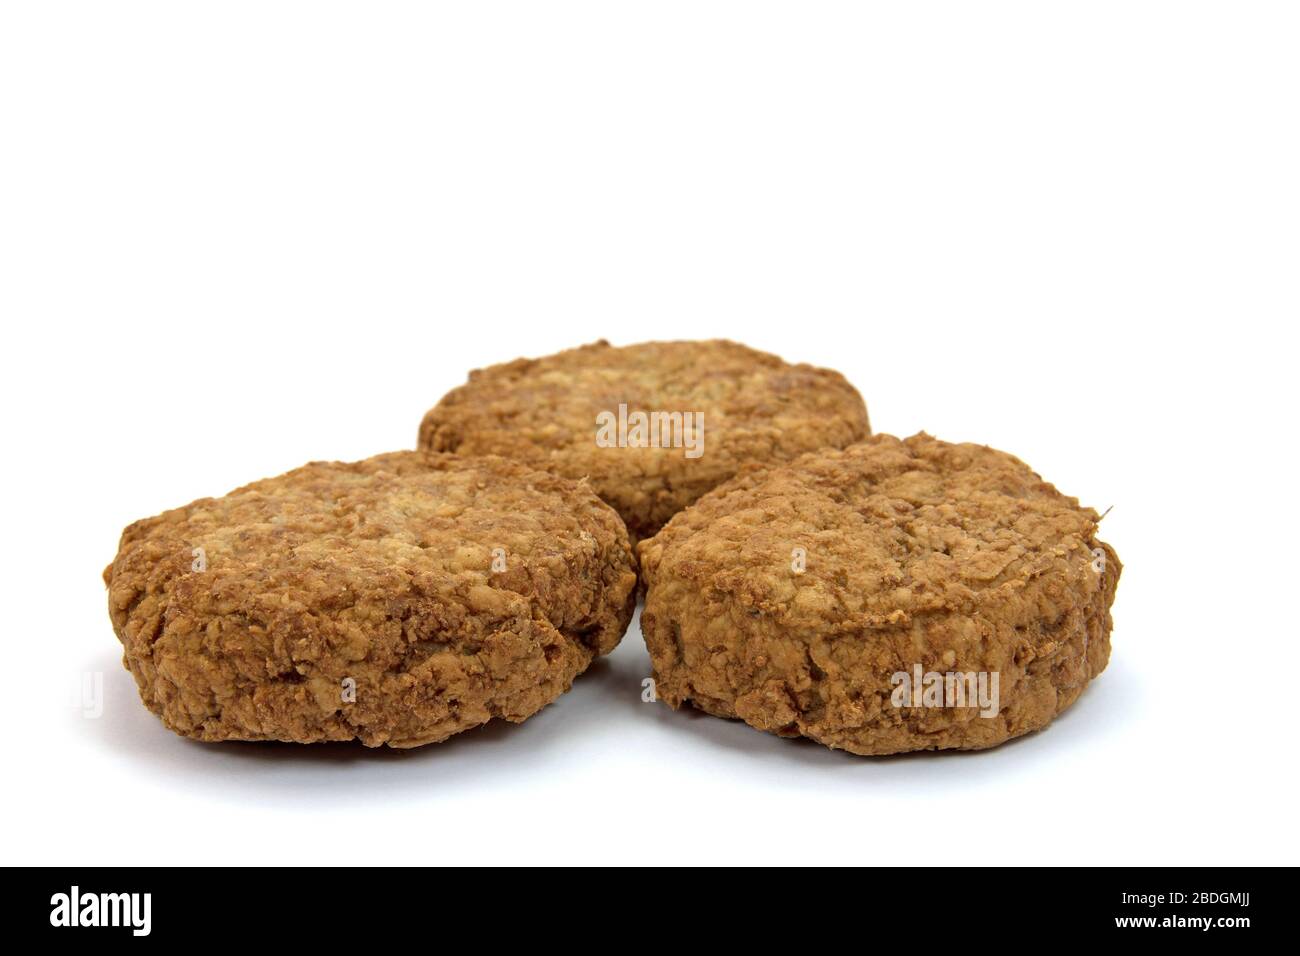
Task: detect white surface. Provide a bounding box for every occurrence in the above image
[2,1,1296,866]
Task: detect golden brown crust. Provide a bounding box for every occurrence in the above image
[638,433,1121,755]
[418,340,870,541]
[104,451,638,747]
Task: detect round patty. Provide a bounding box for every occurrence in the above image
[638,434,1121,755]
[418,339,870,541]
[104,452,638,747]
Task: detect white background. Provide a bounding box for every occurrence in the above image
[2,2,1296,866]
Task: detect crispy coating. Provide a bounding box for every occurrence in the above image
[418,340,870,541]
[104,452,638,747]
[638,434,1121,755]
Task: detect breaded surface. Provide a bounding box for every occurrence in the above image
[418,340,870,541]
[104,452,638,747]
[638,434,1121,755]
